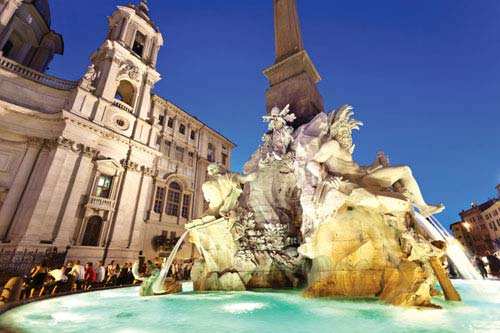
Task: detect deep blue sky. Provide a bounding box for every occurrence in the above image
[46,0,500,228]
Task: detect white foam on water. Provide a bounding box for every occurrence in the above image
[394,308,452,326]
[51,312,88,323]
[222,302,267,314]
[171,293,238,301]
[307,304,351,317]
[97,289,138,299]
[59,298,93,308]
[181,281,193,292]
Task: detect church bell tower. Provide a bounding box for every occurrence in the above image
[87,1,163,124]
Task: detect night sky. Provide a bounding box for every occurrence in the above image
[46,0,500,228]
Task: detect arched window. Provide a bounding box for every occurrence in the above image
[82,216,103,247]
[115,80,135,106]
[132,31,146,57]
[166,182,182,216]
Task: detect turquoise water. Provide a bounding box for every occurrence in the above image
[1,280,499,333]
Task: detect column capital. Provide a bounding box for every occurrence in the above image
[26,137,44,148]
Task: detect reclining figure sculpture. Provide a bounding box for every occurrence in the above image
[307,105,444,218]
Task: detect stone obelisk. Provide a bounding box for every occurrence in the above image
[263,0,324,127]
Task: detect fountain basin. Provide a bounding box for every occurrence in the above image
[0,280,498,333]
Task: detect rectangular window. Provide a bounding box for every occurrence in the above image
[153,187,165,213]
[190,130,196,140]
[174,146,184,162]
[207,143,215,162]
[161,140,171,156]
[179,124,186,135]
[2,40,14,58]
[181,194,191,219]
[188,151,195,166]
[158,115,165,126]
[170,231,177,239]
[166,189,181,217]
[95,175,113,198]
[167,118,174,128]
[221,153,228,166]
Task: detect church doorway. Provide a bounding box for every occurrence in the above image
[82,216,104,247]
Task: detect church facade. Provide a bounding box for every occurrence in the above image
[0,0,235,264]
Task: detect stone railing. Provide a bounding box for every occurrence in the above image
[0,55,79,90]
[86,196,116,211]
[112,99,134,113]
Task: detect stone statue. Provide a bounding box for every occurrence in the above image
[80,64,97,91]
[307,105,444,217]
[202,163,256,218]
[261,105,296,161]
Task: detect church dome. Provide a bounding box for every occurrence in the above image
[34,0,51,26]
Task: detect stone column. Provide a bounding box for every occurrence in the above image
[5,140,55,242]
[53,147,96,246]
[118,17,128,41]
[0,138,42,240]
[108,164,141,249]
[29,47,52,72]
[0,0,22,36]
[19,140,71,243]
[150,43,159,67]
[127,169,153,250]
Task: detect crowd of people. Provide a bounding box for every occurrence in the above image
[12,252,500,302]
[474,252,500,279]
[20,257,194,299]
[134,259,193,282]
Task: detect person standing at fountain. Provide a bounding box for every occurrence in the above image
[95,261,106,287]
[486,252,500,277]
[475,256,488,279]
[106,260,115,280]
[84,262,96,290]
[69,260,85,290]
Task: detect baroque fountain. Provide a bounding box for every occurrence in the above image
[183,103,456,307]
[1,1,499,332]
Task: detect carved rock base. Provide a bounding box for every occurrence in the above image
[300,189,440,307]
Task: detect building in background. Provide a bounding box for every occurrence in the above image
[450,184,500,256]
[0,0,235,265]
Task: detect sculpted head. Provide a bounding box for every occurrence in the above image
[207,163,225,177]
[330,105,363,153]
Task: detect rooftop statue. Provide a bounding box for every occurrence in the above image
[261,104,296,161]
[307,105,445,218]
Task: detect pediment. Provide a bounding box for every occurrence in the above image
[96,158,124,175]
